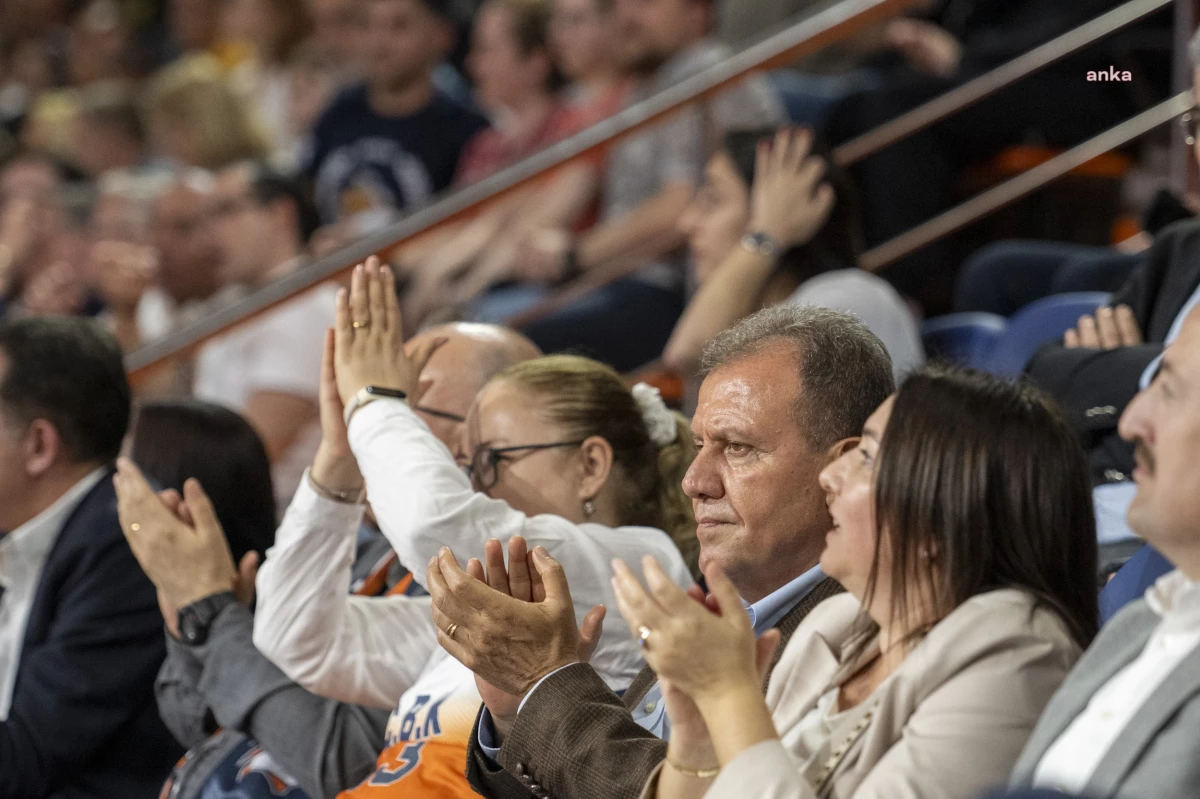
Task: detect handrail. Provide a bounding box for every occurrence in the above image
[859,91,1194,271]
[506,0,1173,328]
[126,0,921,379]
[832,0,1172,166]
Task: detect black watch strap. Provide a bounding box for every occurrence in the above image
[177,591,237,646]
[364,386,408,400]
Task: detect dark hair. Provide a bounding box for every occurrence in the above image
[722,128,863,282]
[700,306,895,451]
[130,400,275,564]
[482,0,564,91]
[243,161,321,245]
[0,317,130,464]
[871,366,1099,650]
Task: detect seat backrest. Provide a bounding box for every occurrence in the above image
[921,312,1008,369]
[985,292,1110,377]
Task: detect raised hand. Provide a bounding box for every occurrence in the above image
[333,255,447,405]
[746,128,836,251]
[885,18,963,77]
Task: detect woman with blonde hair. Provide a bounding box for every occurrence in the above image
[244,258,697,796]
[145,55,271,170]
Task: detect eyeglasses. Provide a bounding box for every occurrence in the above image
[465,440,585,490]
[1181,106,1200,146]
[414,406,467,424]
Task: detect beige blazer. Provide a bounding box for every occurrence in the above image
[655,589,1082,799]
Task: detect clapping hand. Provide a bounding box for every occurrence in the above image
[113,459,256,635]
[1064,305,1143,350]
[610,557,779,705]
[425,539,605,737]
[746,128,836,251]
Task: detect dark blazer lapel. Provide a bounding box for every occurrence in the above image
[1085,645,1200,797]
[766,577,844,688]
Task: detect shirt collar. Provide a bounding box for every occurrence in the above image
[744,564,825,634]
[0,468,107,557]
[1145,569,1200,634]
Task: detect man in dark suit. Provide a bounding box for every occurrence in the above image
[0,316,182,797]
[425,306,896,799]
[1025,218,1200,486]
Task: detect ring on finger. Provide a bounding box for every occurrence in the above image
[637,624,652,649]
[352,320,370,330]
[446,622,459,638]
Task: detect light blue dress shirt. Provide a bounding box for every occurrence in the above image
[478,564,826,757]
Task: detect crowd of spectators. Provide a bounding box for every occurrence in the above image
[0,0,1199,797]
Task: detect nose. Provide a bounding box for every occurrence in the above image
[677,201,700,238]
[1117,385,1152,447]
[681,445,722,501]
[818,453,846,496]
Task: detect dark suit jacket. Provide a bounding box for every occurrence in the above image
[465,576,844,799]
[1098,544,1173,624]
[2,469,183,798]
[1026,219,1200,483]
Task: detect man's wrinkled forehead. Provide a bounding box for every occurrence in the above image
[694,348,803,439]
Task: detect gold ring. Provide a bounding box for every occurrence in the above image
[446,622,459,638]
[352,320,369,329]
[637,625,651,649]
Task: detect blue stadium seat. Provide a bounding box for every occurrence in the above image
[920,312,1007,369]
[983,291,1110,377]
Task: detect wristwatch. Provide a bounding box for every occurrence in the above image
[342,385,408,426]
[741,231,782,259]
[177,591,237,646]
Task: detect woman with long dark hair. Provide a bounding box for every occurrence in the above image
[613,366,1097,799]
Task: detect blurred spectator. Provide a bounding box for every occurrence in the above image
[0,316,182,796]
[192,161,334,510]
[0,37,57,137]
[65,0,135,88]
[305,0,369,79]
[145,54,271,170]
[301,0,487,225]
[71,81,148,178]
[663,128,922,383]
[166,0,223,59]
[402,0,626,323]
[481,0,785,372]
[223,0,315,159]
[279,43,342,169]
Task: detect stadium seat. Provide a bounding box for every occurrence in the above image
[983,291,1110,377]
[920,312,1008,369]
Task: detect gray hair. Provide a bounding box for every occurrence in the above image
[700,305,896,449]
[1191,27,1200,68]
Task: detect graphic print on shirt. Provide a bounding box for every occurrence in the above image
[313,138,434,223]
[340,669,483,799]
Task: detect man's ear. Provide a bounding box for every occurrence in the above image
[23,419,63,478]
[576,435,614,502]
[825,436,859,465]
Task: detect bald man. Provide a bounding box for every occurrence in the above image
[151,324,540,799]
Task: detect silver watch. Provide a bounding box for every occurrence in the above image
[741,231,782,258]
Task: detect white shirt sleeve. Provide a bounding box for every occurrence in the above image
[252,473,439,708]
[348,398,696,691]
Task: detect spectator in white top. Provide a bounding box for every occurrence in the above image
[248,259,696,795]
[193,160,333,509]
[1007,303,1200,798]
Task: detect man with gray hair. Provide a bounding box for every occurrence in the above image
[428,305,895,799]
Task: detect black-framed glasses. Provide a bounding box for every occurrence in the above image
[465,440,586,490]
[1182,105,1200,146]
[414,406,467,424]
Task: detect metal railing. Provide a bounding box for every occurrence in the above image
[126,0,921,379]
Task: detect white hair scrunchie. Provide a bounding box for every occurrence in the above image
[631,382,678,447]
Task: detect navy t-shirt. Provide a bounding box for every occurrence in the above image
[301,84,488,223]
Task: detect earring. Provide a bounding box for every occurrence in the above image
[583,499,595,518]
